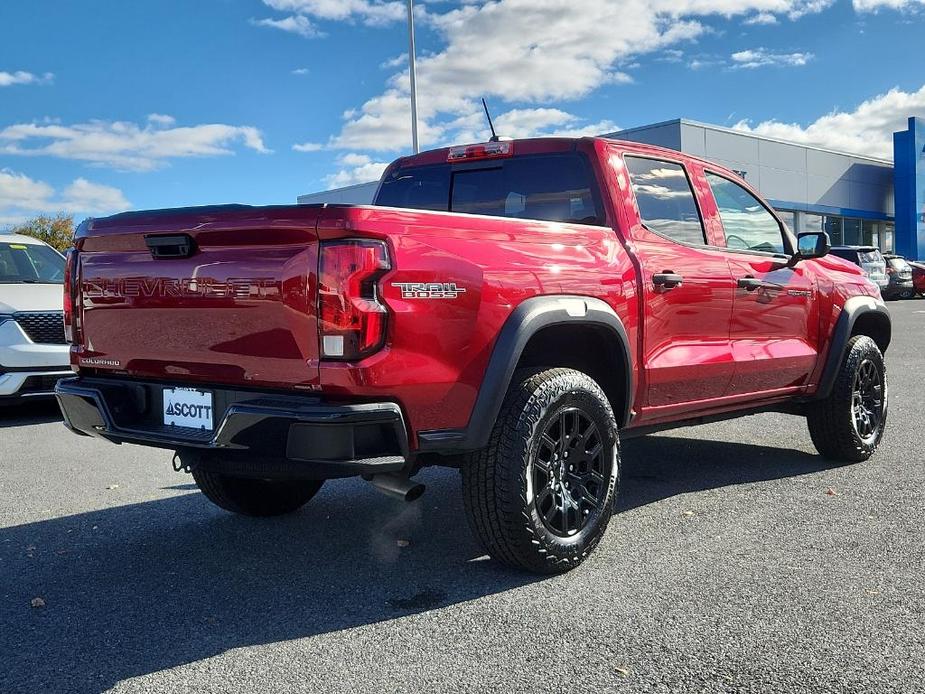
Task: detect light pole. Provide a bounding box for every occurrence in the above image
[406,0,419,154]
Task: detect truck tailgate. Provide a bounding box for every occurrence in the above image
[74,206,322,389]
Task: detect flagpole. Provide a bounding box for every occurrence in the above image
[406,0,419,154]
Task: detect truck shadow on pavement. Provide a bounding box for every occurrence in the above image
[2,434,833,693]
[618,435,832,511]
[0,400,62,428]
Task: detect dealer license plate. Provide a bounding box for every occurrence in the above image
[163,387,214,431]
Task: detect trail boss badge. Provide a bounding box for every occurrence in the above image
[391,282,467,299]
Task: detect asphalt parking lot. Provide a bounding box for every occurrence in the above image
[2,301,923,694]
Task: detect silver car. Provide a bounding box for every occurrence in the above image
[0,233,74,402]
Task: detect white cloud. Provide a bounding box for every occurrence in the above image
[456,108,618,142]
[293,141,324,152]
[323,154,390,188]
[0,169,130,225]
[658,49,686,63]
[320,104,619,184]
[0,170,54,211]
[734,84,925,159]
[0,117,270,172]
[317,0,837,155]
[0,70,54,87]
[61,178,131,213]
[380,53,407,70]
[745,11,779,23]
[147,113,176,127]
[730,48,813,68]
[291,67,310,75]
[853,0,924,10]
[261,0,405,26]
[251,14,322,37]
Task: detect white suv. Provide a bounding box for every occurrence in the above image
[0,233,73,402]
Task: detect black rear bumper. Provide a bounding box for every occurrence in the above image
[55,377,409,478]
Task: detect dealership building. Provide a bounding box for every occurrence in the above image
[298,116,925,260]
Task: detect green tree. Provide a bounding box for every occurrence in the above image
[8,213,75,252]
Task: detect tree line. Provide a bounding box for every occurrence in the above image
[4,214,75,252]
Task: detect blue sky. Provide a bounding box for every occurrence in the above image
[1,0,923,225]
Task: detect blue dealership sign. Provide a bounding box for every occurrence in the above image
[894,117,925,261]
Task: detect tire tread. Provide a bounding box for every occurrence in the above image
[462,368,619,574]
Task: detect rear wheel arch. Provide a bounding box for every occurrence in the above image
[418,295,634,453]
[516,322,630,428]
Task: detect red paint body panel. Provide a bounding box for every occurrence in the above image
[74,208,322,389]
[70,137,879,450]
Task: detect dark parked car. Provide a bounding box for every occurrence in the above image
[829,246,889,294]
[881,254,916,300]
[910,261,925,297]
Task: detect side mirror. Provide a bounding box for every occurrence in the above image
[793,231,830,263]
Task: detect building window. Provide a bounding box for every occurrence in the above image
[802,213,823,234]
[776,209,796,233]
[843,218,862,246]
[883,223,895,253]
[862,220,880,248]
[823,216,843,245]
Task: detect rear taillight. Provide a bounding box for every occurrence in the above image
[63,248,80,344]
[318,240,391,360]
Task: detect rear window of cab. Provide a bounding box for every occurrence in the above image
[374,152,605,226]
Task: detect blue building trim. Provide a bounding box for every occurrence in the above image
[766,200,893,222]
[893,117,925,261]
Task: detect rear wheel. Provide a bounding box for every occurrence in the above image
[898,288,915,300]
[191,468,324,517]
[462,368,620,574]
[807,335,887,462]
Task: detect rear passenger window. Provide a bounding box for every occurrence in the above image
[624,157,705,245]
[705,172,786,254]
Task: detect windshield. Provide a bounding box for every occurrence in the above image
[858,250,884,265]
[888,257,911,272]
[0,241,65,284]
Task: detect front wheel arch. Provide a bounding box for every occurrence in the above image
[815,296,890,401]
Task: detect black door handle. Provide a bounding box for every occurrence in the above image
[737,276,763,291]
[653,272,683,289]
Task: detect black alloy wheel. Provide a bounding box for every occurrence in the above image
[851,358,884,443]
[532,407,610,537]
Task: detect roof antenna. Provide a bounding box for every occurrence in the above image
[482,98,500,142]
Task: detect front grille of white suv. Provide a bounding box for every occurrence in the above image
[13,311,67,345]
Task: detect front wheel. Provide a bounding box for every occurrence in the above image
[191,468,324,517]
[807,335,887,462]
[462,368,620,574]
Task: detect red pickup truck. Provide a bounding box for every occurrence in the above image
[56,137,891,573]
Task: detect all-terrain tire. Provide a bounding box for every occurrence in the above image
[807,335,887,463]
[462,368,620,574]
[192,468,324,517]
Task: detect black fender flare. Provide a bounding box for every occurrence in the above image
[417,295,634,453]
[814,295,891,400]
